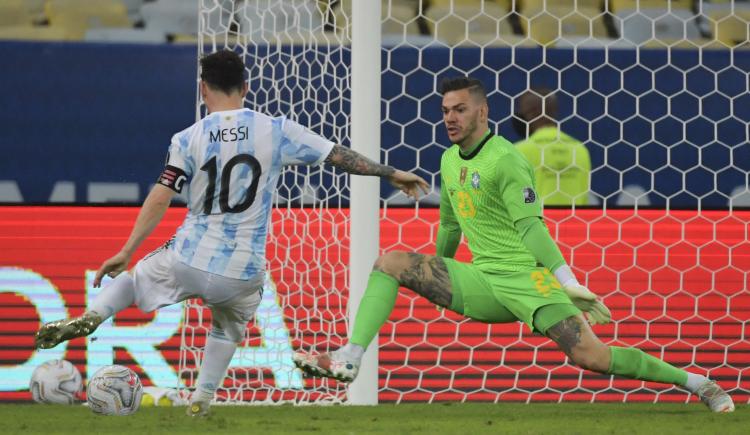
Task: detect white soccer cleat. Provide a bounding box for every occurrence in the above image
[293,350,360,383]
[186,389,213,417]
[186,399,210,417]
[695,380,735,413]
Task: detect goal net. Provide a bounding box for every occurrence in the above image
[184,0,750,404]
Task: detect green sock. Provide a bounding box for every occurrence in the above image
[349,271,399,348]
[608,346,688,386]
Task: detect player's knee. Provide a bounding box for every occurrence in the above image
[373,251,409,277]
[209,324,242,344]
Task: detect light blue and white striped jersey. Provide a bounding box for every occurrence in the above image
[163,108,334,280]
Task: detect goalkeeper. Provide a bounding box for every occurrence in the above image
[294,77,734,413]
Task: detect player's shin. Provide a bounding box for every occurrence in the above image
[607,346,690,386]
[189,328,237,415]
[348,271,400,353]
[89,273,136,321]
[33,273,135,349]
[607,346,734,412]
[194,329,237,398]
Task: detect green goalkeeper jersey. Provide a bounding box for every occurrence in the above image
[440,131,543,272]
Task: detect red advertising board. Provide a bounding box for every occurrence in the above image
[1,207,748,403]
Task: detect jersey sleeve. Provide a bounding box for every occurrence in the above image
[280,118,335,166]
[497,152,543,223]
[515,216,566,272]
[157,131,193,193]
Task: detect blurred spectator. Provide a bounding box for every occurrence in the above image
[513,88,591,206]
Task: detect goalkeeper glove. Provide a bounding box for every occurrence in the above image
[561,282,612,325]
[554,265,611,325]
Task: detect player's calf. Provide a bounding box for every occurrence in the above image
[545,315,611,373]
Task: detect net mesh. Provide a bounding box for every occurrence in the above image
[182,0,351,404]
[185,0,750,404]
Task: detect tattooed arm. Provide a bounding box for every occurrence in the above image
[324,144,429,199]
[324,144,395,177]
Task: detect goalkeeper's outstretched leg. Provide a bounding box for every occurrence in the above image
[295,250,520,383]
[543,313,735,413]
[294,250,735,413]
[295,251,458,383]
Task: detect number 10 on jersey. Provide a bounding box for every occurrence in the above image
[200,154,262,214]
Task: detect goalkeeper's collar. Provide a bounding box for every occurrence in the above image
[459,130,493,160]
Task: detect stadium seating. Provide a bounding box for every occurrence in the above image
[612,7,705,46]
[0,0,745,48]
[23,0,47,23]
[0,1,35,27]
[141,0,233,39]
[120,0,146,22]
[45,0,131,40]
[237,0,325,42]
[140,0,199,36]
[171,31,338,47]
[708,9,750,47]
[520,0,602,12]
[429,0,512,9]
[425,2,515,46]
[605,0,693,13]
[518,6,610,46]
[84,28,167,44]
[0,25,70,41]
[331,0,423,43]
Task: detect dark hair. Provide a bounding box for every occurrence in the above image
[200,50,246,94]
[439,76,487,101]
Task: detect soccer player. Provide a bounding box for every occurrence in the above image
[514,88,591,206]
[293,77,735,413]
[34,50,429,417]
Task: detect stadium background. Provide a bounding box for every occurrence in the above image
[1,0,749,405]
[2,43,749,206]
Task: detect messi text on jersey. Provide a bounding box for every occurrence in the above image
[209,126,249,143]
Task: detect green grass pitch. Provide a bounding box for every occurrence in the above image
[2,403,747,434]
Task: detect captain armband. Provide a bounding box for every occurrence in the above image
[157,165,188,193]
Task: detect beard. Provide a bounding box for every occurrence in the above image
[453,118,479,146]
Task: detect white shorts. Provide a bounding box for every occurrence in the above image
[132,243,263,343]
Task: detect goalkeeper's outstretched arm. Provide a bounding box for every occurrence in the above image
[515,216,611,325]
[324,144,429,199]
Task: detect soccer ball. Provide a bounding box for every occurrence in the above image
[86,365,143,416]
[29,359,82,404]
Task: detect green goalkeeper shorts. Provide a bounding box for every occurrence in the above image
[443,258,581,334]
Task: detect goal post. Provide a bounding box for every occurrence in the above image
[187,0,750,405]
[348,0,382,406]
